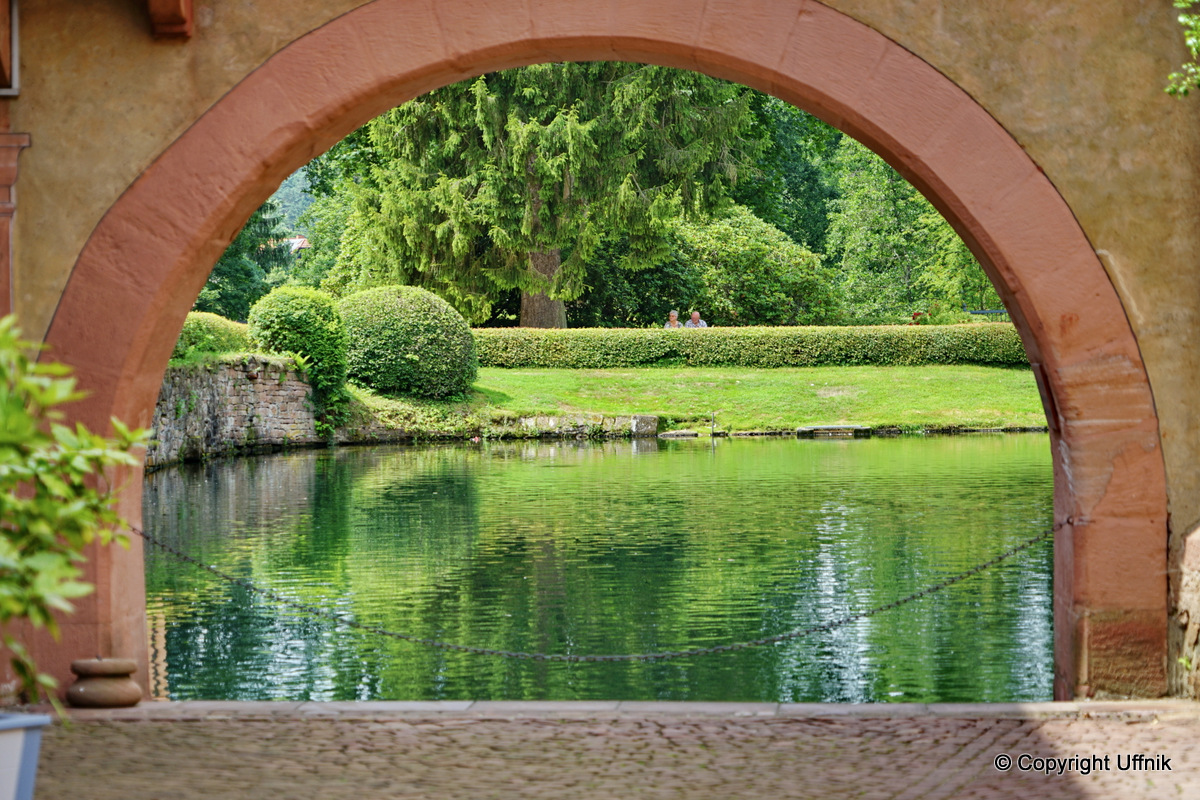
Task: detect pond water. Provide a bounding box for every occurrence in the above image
[143,434,1054,703]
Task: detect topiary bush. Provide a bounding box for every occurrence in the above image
[473,324,1028,369]
[339,285,478,398]
[171,311,252,360]
[247,286,348,433]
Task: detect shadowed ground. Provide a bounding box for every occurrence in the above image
[32,701,1200,799]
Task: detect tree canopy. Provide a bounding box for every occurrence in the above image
[193,199,293,321]
[198,64,1002,331]
[731,94,840,252]
[824,138,997,324]
[318,63,760,326]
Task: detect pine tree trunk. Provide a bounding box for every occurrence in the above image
[520,249,567,328]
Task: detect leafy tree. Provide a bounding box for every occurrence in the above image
[677,207,838,326]
[0,316,146,706]
[912,209,1001,314]
[304,127,376,198]
[564,237,705,328]
[565,209,838,328]
[824,138,929,323]
[1168,0,1200,96]
[732,93,841,252]
[292,191,352,290]
[824,138,995,323]
[194,199,294,321]
[331,63,759,327]
[294,69,994,328]
[269,169,315,230]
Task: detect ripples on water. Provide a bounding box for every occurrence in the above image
[143,435,1054,703]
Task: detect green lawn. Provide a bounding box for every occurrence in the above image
[471,365,1046,431]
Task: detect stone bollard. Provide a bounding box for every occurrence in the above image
[65,659,142,708]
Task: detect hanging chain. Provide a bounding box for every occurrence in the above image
[132,524,1055,663]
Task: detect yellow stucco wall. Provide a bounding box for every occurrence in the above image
[10,1,1200,689]
[832,2,1200,509]
[833,1,1200,695]
[12,0,366,344]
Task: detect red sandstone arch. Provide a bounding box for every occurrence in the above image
[42,0,1167,699]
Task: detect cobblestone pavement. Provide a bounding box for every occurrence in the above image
[33,701,1200,799]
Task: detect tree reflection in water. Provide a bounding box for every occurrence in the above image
[144,435,1053,703]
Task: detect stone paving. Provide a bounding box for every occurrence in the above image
[32,701,1200,799]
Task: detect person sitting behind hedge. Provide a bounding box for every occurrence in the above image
[664,310,683,329]
[685,311,708,328]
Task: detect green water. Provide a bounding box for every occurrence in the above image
[143,435,1054,703]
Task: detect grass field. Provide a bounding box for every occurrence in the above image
[473,365,1045,431]
[354,365,1047,434]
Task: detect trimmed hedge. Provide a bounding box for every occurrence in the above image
[473,324,1027,369]
[339,285,477,398]
[248,286,348,402]
[172,312,252,360]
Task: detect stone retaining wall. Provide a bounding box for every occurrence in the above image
[146,361,661,469]
[333,412,660,448]
[146,357,322,468]
[489,414,660,439]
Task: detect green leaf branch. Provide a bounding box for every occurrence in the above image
[1168,0,1200,96]
[0,316,147,709]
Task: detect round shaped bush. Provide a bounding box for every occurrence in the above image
[247,286,347,398]
[172,311,252,360]
[339,285,477,398]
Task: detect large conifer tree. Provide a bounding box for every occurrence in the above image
[333,63,758,326]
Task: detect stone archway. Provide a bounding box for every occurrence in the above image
[41,0,1167,699]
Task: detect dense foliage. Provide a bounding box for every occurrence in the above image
[313,63,759,326]
[194,199,294,321]
[731,94,840,251]
[675,207,838,326]
[204,66,1009,331]
[0,316,146,706]
[1169,0,1200,96]
[474,324,1026,369]
[270,169,315,229]
[171,312,252,360]
[564,209,833,329]
[339,285,478,398]
[292,191,351,290]
[247,287,349,432]
[564,238,705,328]
[823,138,999,324]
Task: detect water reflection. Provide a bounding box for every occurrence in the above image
[144,435,1054,702]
